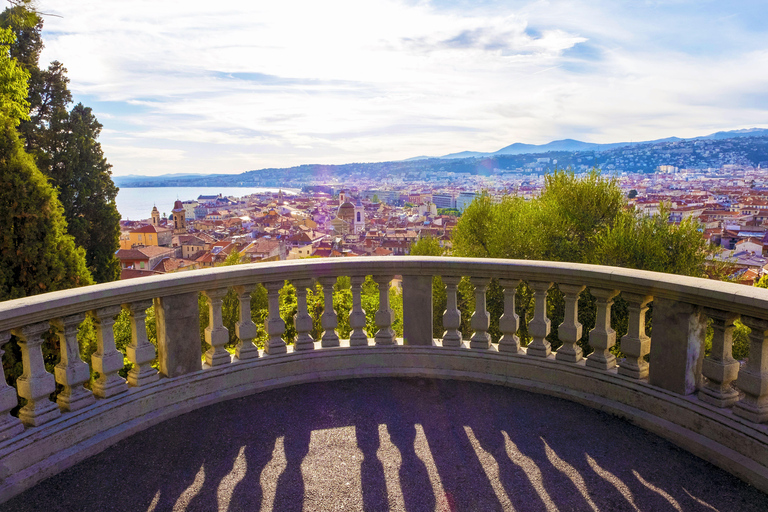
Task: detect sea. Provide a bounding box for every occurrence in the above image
[115,186,296,221]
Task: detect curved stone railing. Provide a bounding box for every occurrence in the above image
[1,256,768,502]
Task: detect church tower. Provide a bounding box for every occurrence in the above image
[151,206,160,226]
[171,200,187,233]
[354,197,365,234]
[339,190,346,205]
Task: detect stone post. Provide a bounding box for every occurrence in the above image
[0,332,24,440]
[373,275,396,345]
[498,279,521,354]
[89,305,128,398]
[698,308,740,407]
[123,300,160,386]
[527,281,552,357]
[234,285,260,359]
[618,293,652,379]
[470,277,491,349]
[402,274,434,346]
[349,276,369,346]
[203,288,231,366]
[155,293,203,377]
[734,316,768,422]
[12,322,60,426]
[556,284,586,363]
[648,297,707,395]
[586,288,620,370]
[442,276,464,348]
[318,277,340,347]
[264,281,287,355]
[292,279,316,351]
[51,313,95,411]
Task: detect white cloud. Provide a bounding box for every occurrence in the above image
[31,0,768,176]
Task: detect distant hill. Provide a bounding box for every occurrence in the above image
[114,127,768,187]
[431,128,768,160]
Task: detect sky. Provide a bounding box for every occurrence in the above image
[33,0,768,177]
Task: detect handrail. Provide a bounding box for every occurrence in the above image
[1,256,766,330]
[0,256,767,502]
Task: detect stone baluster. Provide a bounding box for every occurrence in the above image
[698,308,740,407]
[51,314,95,411]
[0,332,24,440]
[373,275,396,345]
[264,281,287,355]
[234,285,260,359]
[556,284,586,363]
[470,277,492,349]
[498,279,521,353]
[123,300,160,386]
[734,316,768,422]
[89,306,127,398]
[586,288,620,370]
[349,275,369,346]
[318,277,340,347]
[442,276,464,348]
[11,322,60,426]
[292,279,316,350]
[527,281,553,357]
[618,294,652,379]
[203,288,231,367]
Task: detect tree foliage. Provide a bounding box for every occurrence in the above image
[449,169,715,355]
[1,3,121,283]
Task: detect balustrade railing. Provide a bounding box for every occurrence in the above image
[1,256,768,499]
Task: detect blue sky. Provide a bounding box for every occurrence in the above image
[37,0,768,176]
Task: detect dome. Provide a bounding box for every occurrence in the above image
[173,200,184,211]
[337,201,355,222]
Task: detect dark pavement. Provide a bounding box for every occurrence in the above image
[5,377,768,511]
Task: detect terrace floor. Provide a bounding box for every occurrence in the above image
[6,377,768,512]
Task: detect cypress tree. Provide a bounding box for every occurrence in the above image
[0,112,93,301]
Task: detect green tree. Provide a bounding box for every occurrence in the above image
[39,103,121,281]
[1,4,121,283]
[450,169,713,355]
[0,114,93,300]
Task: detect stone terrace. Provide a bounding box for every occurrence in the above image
[2,257,768,508]
[6,378,768,512]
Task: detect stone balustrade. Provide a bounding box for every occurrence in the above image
[0,256,767,502]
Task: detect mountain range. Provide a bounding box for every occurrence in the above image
[425,127,768,160]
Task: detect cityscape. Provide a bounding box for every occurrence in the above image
[117,130,768,286]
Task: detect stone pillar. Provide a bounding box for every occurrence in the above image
[734,316,768,422]
[470,277,491,349]
[51,314,95,411]
[318,277,340,347]
[648,297,707,395]
[527,281,552,357]
[586,288,620,370]
[498,279,521,354]
[0,332,24,440]
[203,288,231,367]
[698,308,740,407]
[373,275,396,345]
[349,276,369,346]
[618,293,652,379]
[123,300,160,386]
[89,306,128,398]
[403,274,434,346]
[556,284,586,363]
[234,285,260,359]
[292,279,316,351]
[264,281,287,355]
[12,322,60,426]
[442,276,463,348]
[155,292,203,377]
